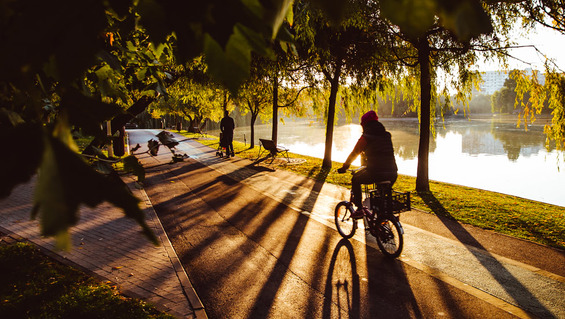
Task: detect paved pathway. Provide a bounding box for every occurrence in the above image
[2,129,564,318]
[0,174,206,318]
[158,130,565,319]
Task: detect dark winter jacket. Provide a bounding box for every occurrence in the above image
[343,120,397,173]
[220,116,235,138]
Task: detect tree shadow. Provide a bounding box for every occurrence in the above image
[417,190,553,318]
[417,191,451,217]
[244,170,330,317]
[306,166,331,182]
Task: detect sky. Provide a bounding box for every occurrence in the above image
[477,24,565,72]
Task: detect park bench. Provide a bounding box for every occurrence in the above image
[257,138,290,164]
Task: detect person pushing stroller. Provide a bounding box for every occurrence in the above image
[220,111,235,157]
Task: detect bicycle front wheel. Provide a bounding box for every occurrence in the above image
[375,217,403,258]
[335,201,357,238]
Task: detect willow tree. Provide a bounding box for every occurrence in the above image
[154,79,227,131]
[375,0,532,191]
[236,58,274,148]
[247,40,314,145]
[508,1,565,151]
[151,59,230,132]
[294,0,393,169]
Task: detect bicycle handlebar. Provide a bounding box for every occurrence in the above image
[337,166,365,174]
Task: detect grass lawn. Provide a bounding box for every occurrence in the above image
[176,131,565,250]
[0,241,173,319]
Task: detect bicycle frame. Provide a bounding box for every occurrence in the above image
[335,168,408,257]
[361,183,404,236]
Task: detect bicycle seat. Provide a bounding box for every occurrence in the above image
[372,181,393,197]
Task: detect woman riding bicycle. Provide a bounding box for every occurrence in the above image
[337,110,398,219]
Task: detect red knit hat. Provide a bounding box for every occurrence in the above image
[360,110,378,127]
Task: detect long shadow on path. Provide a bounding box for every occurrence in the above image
[418,191,553,318]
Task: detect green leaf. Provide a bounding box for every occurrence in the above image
[380,0,493,41]
[151,42,167,60]
[203,27,252,93]
[33,135,158,250]
[242,0,264,17]
[236,24,271,57]
[33,136,78,244]
[380,0,436,39]
[88,146,109,159]
[126,40,137,52]
[136,67,148,81]
[92,161,115,175]
[262,0,294,38]
[94,65,112,81]
[286,2,294,26]
[96,50,122,73]
[52,112,79,153]
[309,0,349,25]
[276,24,295,43]
[123,155,146,182]
[60,89,124,136]
[436,0,493,41]
[136,0,170,44]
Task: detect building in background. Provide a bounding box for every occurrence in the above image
[478,68,545,95]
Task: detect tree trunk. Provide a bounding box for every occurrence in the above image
[416,38,431,192]
[223,89,229,112]
[322,62,343,169]
[250,111,257,149]
[271,74,279,145]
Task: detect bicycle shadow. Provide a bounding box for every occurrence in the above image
[323,238,423,318]
[322,239,361,318]
[417,190,553,318]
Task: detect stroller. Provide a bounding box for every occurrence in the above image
[216,132,227,157]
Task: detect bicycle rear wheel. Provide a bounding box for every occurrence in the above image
[335,201,357,238]
[375,217,403,258]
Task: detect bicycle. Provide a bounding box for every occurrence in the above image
[335,169,411,258]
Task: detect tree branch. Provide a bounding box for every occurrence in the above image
[278,85,314,108]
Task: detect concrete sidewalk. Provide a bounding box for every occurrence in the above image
[0,174,206,319]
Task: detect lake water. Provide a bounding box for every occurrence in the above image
[209,117,565,207]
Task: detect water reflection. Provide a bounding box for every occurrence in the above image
[208,117,564,207]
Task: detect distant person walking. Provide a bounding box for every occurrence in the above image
[220,111,235,157]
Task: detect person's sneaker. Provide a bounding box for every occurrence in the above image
[351,207,368,219]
